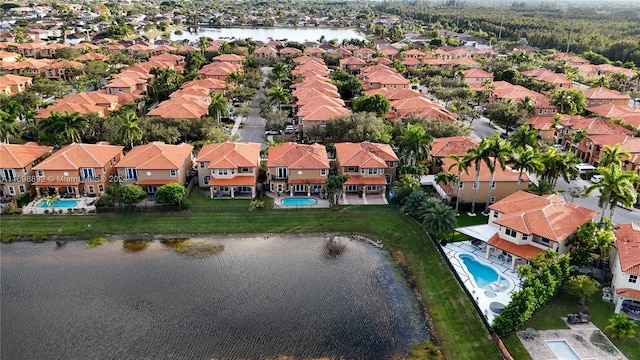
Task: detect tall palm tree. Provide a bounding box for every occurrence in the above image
[518,95,537,116]
[599,144,631,168]
[208,93,228,123]
[117,111,142,149]
[510,147,545,191]
[465,138,492,213]
[198,37,209,55]
[484,135,512,212]
[538,147,579,189]
[422,201,457,241]
[267,86,291,110]
[270,62,289,87]
[447,154,470,214]
[0,110,21,143]
[397,123,434,166]
[567,129,588,157]
[38,111,87,145]
[510,125,539,150]
[586,163,639,222]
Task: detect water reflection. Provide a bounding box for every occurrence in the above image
[1,235,428,359]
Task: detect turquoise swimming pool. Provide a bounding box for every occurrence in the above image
[459,253,506,288]
[38,199,80,209]
[282,197,317,206]
[547,340,581,360]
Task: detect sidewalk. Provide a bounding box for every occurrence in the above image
[230,116,243,136]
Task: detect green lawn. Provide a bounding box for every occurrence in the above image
[451,212,489,242]
[502,291,640,360]
[188,188,252,207]
[0,206,502,360]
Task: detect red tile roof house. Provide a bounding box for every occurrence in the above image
[339,56,366,73]
[610,223,640,319]
[297,105,351,136]
[335,142,398,197]
[462,68,494,90]
[584,87,631,106]
[31,142,124,198]
[267,143,330,197]
[195,142,261,198]
[430,136,479,172]
[490,81,557,117]
[115,142,194,196]
[473,191,597,270]
[0,142,53,199]
[105,77,148,96]
[553,117,635,162]
[520,69,574,89]
[0,74,32,95]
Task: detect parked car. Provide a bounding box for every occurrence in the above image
[575,163,597,175]
[284,125,295,134]
[590,174,603,183]
[264,129,280,135]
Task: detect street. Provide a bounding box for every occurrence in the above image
[237,67,270,148]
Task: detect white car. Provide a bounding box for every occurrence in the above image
[264,129,281,135]
[590,175,603,183]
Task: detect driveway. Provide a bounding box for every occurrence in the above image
[237,67,270,148]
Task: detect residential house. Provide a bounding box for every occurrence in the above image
[104,77,147,96]
[115,142,194,195]
[430,136,479,171]
[479,191,597,269]
[353,48,375,60]
[267,143,330,196]
[584,87,631,106]
[491,81,557,117]
[462,68,494,90]
[31,142,123,198]
[254,46,277,59]
[339,56,366,73]
[521,69,573,89]
[0,142,53,198]
[0,74,32,95]
[195,142,261,198]
[553,117,635,163]
[335,142,398,195]
[610,223,640,320]
[0,50,19,62]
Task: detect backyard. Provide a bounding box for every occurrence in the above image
[0,205,502,360]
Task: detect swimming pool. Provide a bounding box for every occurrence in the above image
[38,199,80,209]
[459,253,506,288]
[281,197,317,206]
[547,340,581,360]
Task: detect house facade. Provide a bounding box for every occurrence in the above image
[335,142,398,195]
[0,142,53,198]
[610,223,640,320]
[115,142,194,195]
[267,143,329,196]
[31,142,123,198]
[195,142,261,198]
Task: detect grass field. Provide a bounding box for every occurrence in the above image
[451,212,489,242]
[0,205,502,360]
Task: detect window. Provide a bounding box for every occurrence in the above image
[490,197,496,203]
[218,169,228,176]
[320,169,327,176]
[360,168,365,175]
[18,185,25,194]
[630,275,638,284]
[1,169,16,181]
[493,211,499,218]
[241,167,250,173]
[388,162,394,168]
[491,181,496,189]
[505,228,517,237]
[203,176,210,185]
[81,168,96,180]
[473,182,477,189]
[125,168,137,179]
[599,99,604,104]
[98,184,104,192]
[170,169,177,177]
[37,170,44,177]
[200,162,205,168]
[320,121,326,127]
[522,234,529,241]
[366,185,377,191]
[368,168,378,175]
[88,185,94,194]
[8,186,15,195]
[276,167,288,179]
[459,182,464,189]
[347,167,357,172]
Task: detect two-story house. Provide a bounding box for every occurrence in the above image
[32,142,123,198]
[195,142,261,198]
[335,142,398,196]
[584,87,631,106]
[610,223,640,320]
[0,142,53,198]
[267,143,330,196]
[482,191,596,269]
[115,142,194,195]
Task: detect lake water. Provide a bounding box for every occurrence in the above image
[170,26,365,43]
[1,235,428,359]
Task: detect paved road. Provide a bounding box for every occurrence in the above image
[237,67,270,148]
[470,115,501,140]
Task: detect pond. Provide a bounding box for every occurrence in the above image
[170,26,365,43]
[1,234,428,359]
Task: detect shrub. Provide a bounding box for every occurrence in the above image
[86,236,106,248]
[15,191,35,208]
[154,183,187,206]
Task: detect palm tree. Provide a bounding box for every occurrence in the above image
[422,201,457,241]
[397,123,434,166]
[567,129,588,157]
[599,144,631,168]
[447,154,470,214]
[593,76,610,89]
[538,148,579,189]
[510,125,539,150]
[0,110,21,143]
[198,37,209,55]
[586,163,639,222]
[518,95,537,116]
[208,93,228,123]
[605,313,638,340]
[117,111,142,149]
[510,147,545,191]
[484,135,512,212]
[45,193,60,214]
[267,86,291,110]
[270,62,289,87]
[38,111,87,145]
[465,138,492,214]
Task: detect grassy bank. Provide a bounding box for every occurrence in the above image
[0,206,501,360]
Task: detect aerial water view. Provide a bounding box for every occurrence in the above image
[0,0,639,359]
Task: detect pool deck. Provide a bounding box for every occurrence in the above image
[517,327,628,360]
[441,240,521,324]
[23,197,97,215]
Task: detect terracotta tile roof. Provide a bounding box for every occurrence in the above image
[116,142,193,170]
[279,47,302,55]
[488,191,597,242]
[44,60,85,70]
[527,117,556,131]
[299,105,350,121]
[267,142,329,169]
[198,62,242,77]
[463,68,493,79]
[402,58,422,66]
[177,45,199,53]
[584,87,630,100]
[75,52,108,61]
[254,46,277,55]
[560,117,634,136]
[295,95,345,107]
[365,88,430,101]
[305,47,326,55]
[335,142,397,169]
[196,142,261,169]
[105,77,143,88]
[293,87,340,99]
[213,54,245,63]
[487,233,543,260]
[593,64,636,78]
[616,288,640,300]
[2,58,52,71]
[33,142,123,170]
[0,74,31,86]
[521,69,572,85]
[365,70,410,86]
[112,70,155,81]
[431,136,479,157]
[149,53,185,62]
[353,48,375,55]
[588,134,630,146]
[614,223,640,276]
[153,45,177,52]
[35,103,104,119]
[340,56,366,66]
[491,81,553,108]
[94,90,140,105]
[374,57,393,65]
[344,175,388,186]
[586,104,640,119]
[57,92,119,107]
[333,48,352,57]
[209,176,256,186]
[449,58,481,67]
[0,142,52,169]
[146,101,208,119]
[181,78,226,91]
